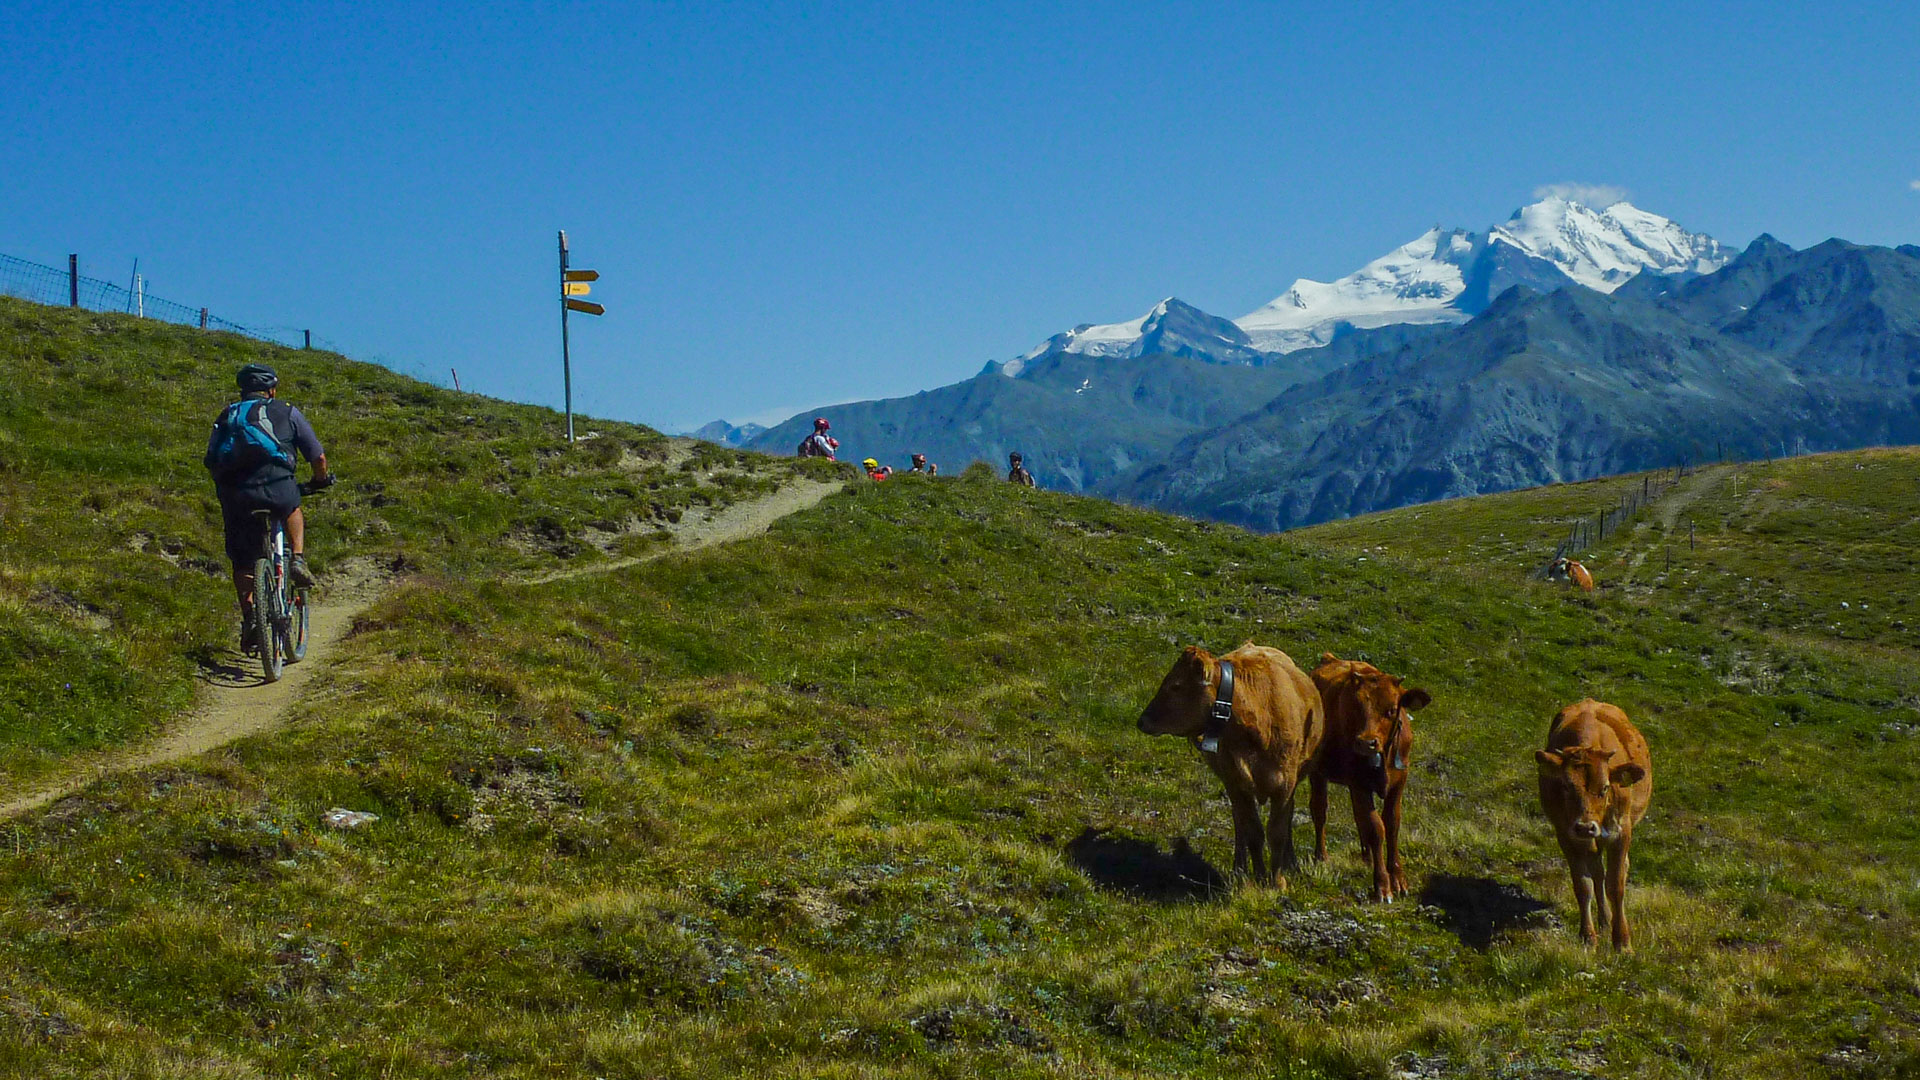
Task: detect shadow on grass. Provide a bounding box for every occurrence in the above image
[1418,873,1555,950]
[1065,827,1226,901]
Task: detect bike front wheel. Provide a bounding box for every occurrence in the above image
[254,557,284,682]
[287,589,310,662]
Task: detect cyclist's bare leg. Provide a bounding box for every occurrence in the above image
[286,507,305,555]
[232,566,256,611]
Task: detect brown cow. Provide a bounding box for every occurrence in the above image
[1137,643,1323,888]
[1549,557,1596,592]
[1537,699,1653,951]
[1309,654,1432,903]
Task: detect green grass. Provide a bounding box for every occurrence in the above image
[4,298,1920,1076]
[1295,467,1677,576]
[0,297,828,780]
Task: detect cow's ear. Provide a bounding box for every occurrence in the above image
[1535,750,1564,769]
[1321,652,1337,663]
[1610,763,1646,787]
[1400,688,1432,712]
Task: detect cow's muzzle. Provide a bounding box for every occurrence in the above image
[1355,737,1384,770]
[1571,820,1602,839]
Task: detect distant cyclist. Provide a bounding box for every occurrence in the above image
[1008,451,1036,487]
[203,363,332,650]
[797,417,839,460]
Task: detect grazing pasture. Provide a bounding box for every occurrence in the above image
[3,300,1919,1076]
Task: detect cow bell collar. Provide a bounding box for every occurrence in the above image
[1363,707,1408,774]
[1197,658,1235,754]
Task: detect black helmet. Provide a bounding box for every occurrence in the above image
[237,363,279,392]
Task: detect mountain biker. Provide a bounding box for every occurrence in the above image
[1008,451,1036,487]
[203,363,332,650]
[909,453,936,475]
[862,457,892,480]
[797,417,839,460]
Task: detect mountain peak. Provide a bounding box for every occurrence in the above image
[1013,195,1728,364]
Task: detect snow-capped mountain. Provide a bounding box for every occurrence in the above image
[1015,194,1730,365]
[1004,297,1267,376]
[1235,227,1477,353]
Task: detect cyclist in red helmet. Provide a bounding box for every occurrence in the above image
[797,417,838,460]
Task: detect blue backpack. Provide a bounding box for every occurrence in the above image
[204,399,294,480]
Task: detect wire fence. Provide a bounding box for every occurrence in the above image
[0,251,313,349]
[1534,465,1695,578]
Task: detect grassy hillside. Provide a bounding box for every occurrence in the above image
[1294,468,1673,577]
[1299,448,1920,653]
[0,297,829,782]
[3,316,1920,1077]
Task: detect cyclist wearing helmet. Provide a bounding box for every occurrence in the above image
[909,453,936,475]
[797,417,838,460]
[203,363,332,650]
[1007,451,1036,487]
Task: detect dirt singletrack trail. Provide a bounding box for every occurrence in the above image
[517,477,840,585]
[1,478,842,819]
[0,561,389,819]
[1654,465,1728,533]
[1620,466,1728,575]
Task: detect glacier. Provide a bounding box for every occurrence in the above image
[1011,193,1730,369]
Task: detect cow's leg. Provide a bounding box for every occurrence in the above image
[1350,788,1389,902]
[1267,783,1298,887]
[1382,781,1409,900]
[1228,791,1264,884]
[1587,857,1609,935]
[1606,839,1632,952]
[1558,839,1599,945]
[1310,774,1330,862]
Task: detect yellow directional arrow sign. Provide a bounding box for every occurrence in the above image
[564,281,591,296]
[565,298,604,316]
[563,269,599,282]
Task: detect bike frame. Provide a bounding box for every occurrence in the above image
[250,510,309,678]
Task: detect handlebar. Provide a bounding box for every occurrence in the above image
[299,474,337,497]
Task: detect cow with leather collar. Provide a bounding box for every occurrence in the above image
[1537,699,1652,951]
[1136,643,1324,888]
[1309,654,1431,903]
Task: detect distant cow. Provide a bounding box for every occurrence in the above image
[1309,654,1432,903]
[1548,557,1595,592]
[1537,700,1653,951]
[1137,644,1324,888]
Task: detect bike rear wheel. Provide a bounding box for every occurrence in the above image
[254,557,284,682]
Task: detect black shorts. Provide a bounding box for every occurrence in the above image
[217,478,302,567]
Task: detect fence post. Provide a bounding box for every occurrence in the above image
[68,255,78,307]
[199,307,207,329]
[303,329,311,350]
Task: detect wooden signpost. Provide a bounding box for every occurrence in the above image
[557,233,604,443]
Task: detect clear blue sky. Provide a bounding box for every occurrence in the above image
[4,1,1917,432]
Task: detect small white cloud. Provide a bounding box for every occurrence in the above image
[1910,179,1920,191]
[1533,182,1630,207]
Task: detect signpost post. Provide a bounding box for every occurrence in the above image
[557,233,604,443]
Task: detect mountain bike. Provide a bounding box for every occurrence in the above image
[248,480,328,682]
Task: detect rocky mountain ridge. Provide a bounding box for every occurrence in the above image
[746,229,1917,530]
